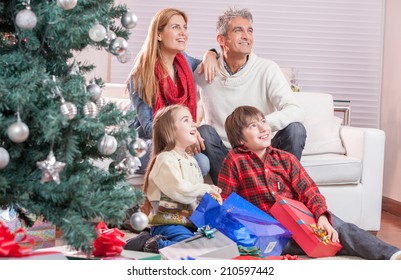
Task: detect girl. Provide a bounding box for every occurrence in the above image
[126,8,218,176]
[127,105,221,253]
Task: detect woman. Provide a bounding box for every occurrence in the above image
[126,8,217,176]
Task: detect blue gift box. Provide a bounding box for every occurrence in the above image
[190,193,292,256]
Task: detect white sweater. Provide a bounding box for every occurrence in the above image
[195,52,305,148]
[147,150,211,221]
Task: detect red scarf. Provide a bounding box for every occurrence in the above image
[154,52,197,121]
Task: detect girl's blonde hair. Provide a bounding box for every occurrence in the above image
[125,8,188,106]
[141,104,187,214]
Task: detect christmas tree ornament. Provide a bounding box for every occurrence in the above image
[0,147,10,170]
[105,30,116,44]
[60,98,77,120]
[1,32,18,47]
[57,0,78,10]
[121,11,138,29]
[36,150,66,184]
[7,113,30,143]
[129,210,148,231]
[86,80,102,101]
[128,138,147,158]
[109,37,128,56]
[89,22,107,42]
[125,155,141,175]
[96,97,108,109]
[69,61,80,76]
[98,134,118,155]
[15,2,37,31]
[83,101,98,118]
[117,49,132,64]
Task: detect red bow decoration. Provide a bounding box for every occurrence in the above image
[92,222,126,257]
[0,221,34,257]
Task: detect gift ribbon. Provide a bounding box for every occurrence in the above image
[185,225,216,243]
[0,221,34,257]
[92,222,126,257]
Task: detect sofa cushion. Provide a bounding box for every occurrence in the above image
[301,154,362,185]
[302,116,346,156]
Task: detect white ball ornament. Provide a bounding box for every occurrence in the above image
[57,0,78,10]
[60,101,77,120]
[89,22,107,42]
[7,121,30,143]
[15,8,37,31]
[83,101,99,118]
[97,134,118,155]
[0,147,10,170]
[129,211,148,231]
[121,11,138,29]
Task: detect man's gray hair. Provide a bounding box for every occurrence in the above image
[216,7,253,36]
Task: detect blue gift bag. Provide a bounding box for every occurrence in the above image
[190,192,292,256]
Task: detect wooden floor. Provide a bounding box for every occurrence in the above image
[376,210,401,249]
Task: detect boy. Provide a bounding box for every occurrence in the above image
[218,105,401,259]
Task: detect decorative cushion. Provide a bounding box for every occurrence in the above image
[302,116,345,156]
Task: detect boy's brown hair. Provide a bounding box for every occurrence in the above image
[225,105,265,148]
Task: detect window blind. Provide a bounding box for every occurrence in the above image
[110,0,384,128]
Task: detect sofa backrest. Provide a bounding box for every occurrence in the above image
[293,92,334,118]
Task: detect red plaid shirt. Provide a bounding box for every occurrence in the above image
[218,145,330,221]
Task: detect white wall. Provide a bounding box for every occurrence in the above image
[381,0,401,203]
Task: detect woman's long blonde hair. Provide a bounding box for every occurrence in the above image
[125,8,188,107]
[141,104,186,214]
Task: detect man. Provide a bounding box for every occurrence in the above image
[195,7,306,184]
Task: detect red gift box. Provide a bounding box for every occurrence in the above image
[270,195,342,258]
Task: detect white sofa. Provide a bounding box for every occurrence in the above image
[103,85,385,232]
[295,92,385,232]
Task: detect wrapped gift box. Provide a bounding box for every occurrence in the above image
[190,193,291,256]
[159,230,240,260]
[0,208,21,233]
[270,195,342,258]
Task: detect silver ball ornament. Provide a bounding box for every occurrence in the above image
[86,82,102,101]
[0,147,10,170]
[83,101,99,118]
[89,22,107,42]
[117,49,132,64]
[96,97,108,110]
[128,138,148,158]
[105,30,117,44]
[98,134,118,155]
[57,0,77,10]
[15,8,37,31]
[109,37,128,56]
[121,12,138,29]
[7,121,29,143]
[129,211,148,231]
[60,101,77,120]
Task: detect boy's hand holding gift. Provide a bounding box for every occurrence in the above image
[317,215,339,243]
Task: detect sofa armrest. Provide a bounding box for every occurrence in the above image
[340,126,386,230]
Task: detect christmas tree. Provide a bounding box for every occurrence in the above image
[0,0,144,253]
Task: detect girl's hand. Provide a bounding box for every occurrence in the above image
[210,184,222,194]
[317,214,339,243]
[198,50,219,83]
[209,189,222,204]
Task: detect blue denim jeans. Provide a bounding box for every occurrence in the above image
[198,122,307,184]
[150,225,195,249]
[281,213,400,259]
[135,138,210,177]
